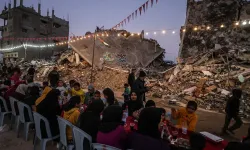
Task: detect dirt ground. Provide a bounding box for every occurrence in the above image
[0,98,249,150]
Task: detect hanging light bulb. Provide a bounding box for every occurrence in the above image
[102,34,104,36]
[162,30,166,34]
[124,34,127,36]
[182,29,186,32]
[172,31,175,34]
[131,33,134,36]
[106,34,109,36]
[220,24,224,28]
[137,33,140,36]
[118,34,120,36]
[235,22,239,26]
[194,27,198,31]
[242,21,247,25]
[154,32,156,35]
[146,32,149,35]
[206,26,211,30]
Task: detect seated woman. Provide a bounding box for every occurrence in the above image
[127,107,170,150]
[77,100,104,142]
[63,96,81,143]
[22,86,40,121]
[171,101,198,131]
[102,88,119,107]
[36,89,61,139]
[97,106,127,149]
[122,91,143,118]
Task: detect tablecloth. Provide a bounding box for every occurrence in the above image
[124,117,228,150]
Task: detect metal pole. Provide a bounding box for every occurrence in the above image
[90,30,96,83]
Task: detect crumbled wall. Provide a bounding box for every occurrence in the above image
[180,0,250,59]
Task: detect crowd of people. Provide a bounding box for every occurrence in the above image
[0,65,249,150]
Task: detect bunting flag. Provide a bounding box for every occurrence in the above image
[132,12,134,20]
[151,0,154,7]
[143,4,146,13]
[139,7,142,15]
[146,1,149,10]
[135,10,138,18]
[124,19,126,25]
[156,0,158,4]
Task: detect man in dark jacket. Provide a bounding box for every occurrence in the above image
[132,70,148,104]
[48,67,60,88]
[222,89,243,135]
[128,68,136,89]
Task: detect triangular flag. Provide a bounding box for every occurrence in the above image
[132,13,134,20]
[127,16,130,23]
[146,1,149,9]
[156,0,158,4]
[121,21,123,27]
[151,0,154,7]
[139,7,142,15]
[143,4,146,13]
[135,10,138,18]
[124,19,126,24]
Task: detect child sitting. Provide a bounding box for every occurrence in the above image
[69,82,85,104]
[171,101,198,131]
[145,100,156,108]
[123,83,130,103]
[63,96,81,142]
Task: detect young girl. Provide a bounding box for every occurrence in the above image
[63,96,81,142]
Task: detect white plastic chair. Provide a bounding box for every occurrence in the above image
[0,96,11,127]
[9,96,20,131]
[33,112,59,150]
[72,126,92,150]
[92,143,121,150]
[17,101,34,141]
[57,116,74,150]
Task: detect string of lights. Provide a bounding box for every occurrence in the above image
[0,43,55,51]
[1,19,250,51]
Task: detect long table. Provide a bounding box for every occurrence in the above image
[124,116,228,150]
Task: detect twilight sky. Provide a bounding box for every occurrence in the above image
[0,0,187,61]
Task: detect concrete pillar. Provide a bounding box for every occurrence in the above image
[20,0,23,7]
[52,8,55,17]
[8,3,11,10]
[38,3,41,15]
[14,0,17,8]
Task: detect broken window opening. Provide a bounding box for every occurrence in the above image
[53,23,61,28]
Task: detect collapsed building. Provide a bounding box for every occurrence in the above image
[16,0,250,120]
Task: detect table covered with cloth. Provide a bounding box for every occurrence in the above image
[124,116,228,150]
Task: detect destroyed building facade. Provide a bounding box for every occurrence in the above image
[179,0,250,60]
[0,0,69,60]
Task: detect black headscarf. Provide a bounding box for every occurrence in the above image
[103,88,115,106]
[87,99,105,114]
[99,105,123,133]
[138,107,162,139]
[126,91,143,116]
[77,99,105,142]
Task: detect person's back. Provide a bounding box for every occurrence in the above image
[128,132,170,150]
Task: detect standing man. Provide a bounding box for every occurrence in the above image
[222,89,243,135]
[48,67,60,88]
[132,70,148,105]
[128,68,136,89]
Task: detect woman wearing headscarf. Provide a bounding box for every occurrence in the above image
[35,86,52,107]
[97,106,127,149]
[12,84,28,101]
[103,88,119,107]
[122,91,143,118]
[127,107,170,150]
[22,86,40,121]
[36,89,61,138]
[77,100,104,142]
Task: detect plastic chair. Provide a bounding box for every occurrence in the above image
[57,116,74,150]
[33,112,59,150]
[9,96,20,131]
[0,96,11,127]
[92,143,121,150]
[17,101,34,141]
[72,126,92,150]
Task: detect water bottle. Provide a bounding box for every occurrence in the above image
[182,120,187,134]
